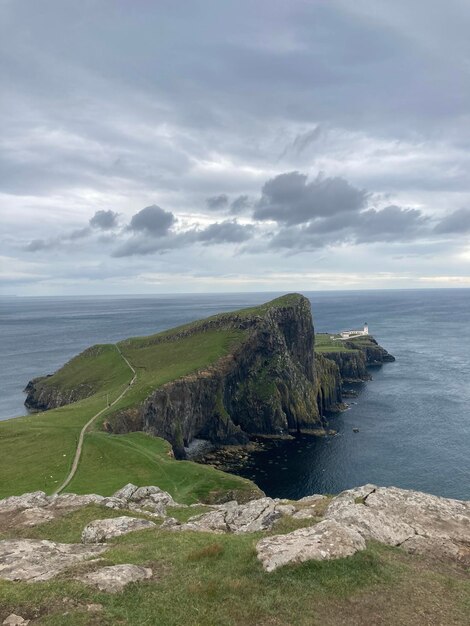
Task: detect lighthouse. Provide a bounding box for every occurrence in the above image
[363,322,369,335]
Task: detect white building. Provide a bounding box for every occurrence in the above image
[339,323,369,339]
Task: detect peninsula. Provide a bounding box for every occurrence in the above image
[23,294,393,463]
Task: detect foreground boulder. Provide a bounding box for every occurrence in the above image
[0,492,50,514]
[81,516,157,543]
[0,539,106,582]
[256,520,366,572]
[324,484,470,559]
[77,564,153,593]
[167,497,282,533]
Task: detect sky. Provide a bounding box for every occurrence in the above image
[2,0,470,295]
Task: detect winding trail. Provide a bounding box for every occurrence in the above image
[54,345,136,495]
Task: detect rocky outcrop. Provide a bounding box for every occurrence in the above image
[81,516,157,543]
[320,337,395,383]
[0,484,469,581]
[77,564,153,593]
[0,539,107,581]
[165,497,283,534]
[256,519,366,572]
[324,484,470,554]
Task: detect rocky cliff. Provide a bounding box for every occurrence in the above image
[319,336,395,383]
[108,295,325,457]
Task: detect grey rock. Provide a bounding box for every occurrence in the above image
[112,483,139,500]
[180,497,282,534]
[292,507,319,520]
[128,502,167,517]
[130,486,176,506]
[0,539,106,582]
[0,492,50,513]
[2,615,30,625]
[325,485,470,551]
[81,516,156,543]
[276,504,296,516]
[50,493,105,509]
[101,497,128,510]
[256,519,366,572]
[400,535,462,560]
[15,507,56,527]
[77,564,152,593]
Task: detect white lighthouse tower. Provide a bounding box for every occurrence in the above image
[363,322,369,335]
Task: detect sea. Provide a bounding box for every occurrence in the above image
[1,289,469,500]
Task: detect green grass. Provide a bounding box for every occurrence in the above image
[1,507,468,626]
[67,432,261,504]
[0,327,257,501]
[29,344,129,400]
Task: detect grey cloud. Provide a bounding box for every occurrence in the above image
[113,219,254,257]
[206,194,229,210]
[128,205,176,236]
[112,232,194,258]
[288,126,324,155]
[356,206,428,242]
[230,195,252,214]
[89,210,119,230]
[26,239,54,252]
[254,172,369,225]
[269,204,428,251]
[434,208,470,234]
[198,220,254,244]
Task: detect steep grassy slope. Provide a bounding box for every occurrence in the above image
[0,323,259,500]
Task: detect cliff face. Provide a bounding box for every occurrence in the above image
[314,353,343,415]
[320,337,395,383]
[24,377,93,411]
[108,295,323,458]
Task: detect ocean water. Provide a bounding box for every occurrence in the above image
[1,289,469,500]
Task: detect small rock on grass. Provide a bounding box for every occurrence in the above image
[78,564,153,593]
[81,516,156,543]
[2,615,30,625]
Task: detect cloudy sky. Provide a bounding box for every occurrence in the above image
[2,0,470,295]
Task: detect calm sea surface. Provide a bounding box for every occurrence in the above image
[1,289,469,499]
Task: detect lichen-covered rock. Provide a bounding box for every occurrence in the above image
[113,484,139,501]
[77,564,153,593]
[256,519,366,572]
[325,485,470,553]
[81,516,157,543]
[0,492,50,513]
[50,493,105,509]
[169,497,282,534]
[0,539,106,581]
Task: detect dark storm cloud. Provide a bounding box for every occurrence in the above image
[89,210,119,230]
[128,205,176,236]
[434,208,470,234]
[253,172,369,225]
[206,194,229,210]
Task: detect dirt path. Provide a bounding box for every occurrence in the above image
[54,345,136,495]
